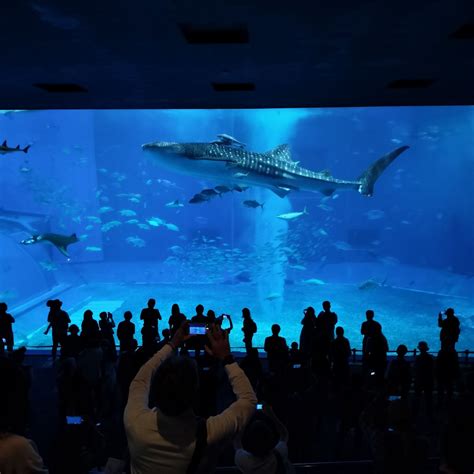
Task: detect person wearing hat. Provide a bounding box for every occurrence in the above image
[414,341,434,416]
[44,299,71,360]
[438,308,460,350]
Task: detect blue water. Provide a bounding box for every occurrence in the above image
[1,108,473,351]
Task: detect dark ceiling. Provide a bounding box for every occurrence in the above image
[2,0,474,109]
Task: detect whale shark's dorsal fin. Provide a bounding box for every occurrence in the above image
[1,140,6,147]
[265,144,292,162]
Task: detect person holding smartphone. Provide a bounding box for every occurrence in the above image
[438,308,460,350]
[124,321,257,474]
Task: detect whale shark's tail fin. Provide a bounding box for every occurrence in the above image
[358,146,409,196]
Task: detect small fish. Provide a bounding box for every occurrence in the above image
[318,204,333,212]
[215,185,232,194]
[243,200,264,209]
[303,278,325,285]
[119,209,137,217]
[317,228,328,236]
[201,188,219,197]
[101,220,121,232]
[125,219,139,225]
[265,293,281,301]
[391,138,402,144]
[233,172,249,179]
[128,197,140,203]
[137,223,150,230]
[19,166,32,173]
[126,236,146,248]
[189,194,210,204]
[85,225,94,231]
[233,185,249,192]
[86,216,101,223]
[85,246,102,252]
[169,245,184,254]
[288,264,306,271]
[277,207,308,221]
[147,217,164,227]
[401,220,411,225]
[334,241,353,251]
[365,209,385,220]
[164,223,179,232]
[165,199,184,208]
[98,206,114,214]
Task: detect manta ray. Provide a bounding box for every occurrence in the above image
[142,135,409,198]
[20,233,79,259]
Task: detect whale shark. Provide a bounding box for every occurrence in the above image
[142,136,409,198]
[20,233,79,259]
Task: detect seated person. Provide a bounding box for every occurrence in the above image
[234,404,294,473]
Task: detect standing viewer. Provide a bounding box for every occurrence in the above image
[140,298,162,343]
[45,299,70,360]
[242,308,257,353]
[117,311,136,352]
[438,308,460,350]
[0,302,15,352]
[317,301,338,356]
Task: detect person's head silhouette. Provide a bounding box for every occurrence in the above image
[241,416,279,457]
[366,309,375,320]
[99,311,107,321]
[148,298,156,309]
[291,341,298,350]
[196,304,204,316]
[171,303,180,316]
[271,324,281,336]
[242,307,251,319]
[124,311,133,321]
[162,329,170,340]
[305,306,315,317]
[152,356,199,416]
[207,309,216,322]
[69,324,79,335]
[322,301,331,312]
[396,344,408,358]
[445,308,455,318]
[84,309,93,320]
[417,341,429,353]
[335,326,344,337]
[0,302,7,313]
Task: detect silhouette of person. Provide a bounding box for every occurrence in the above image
[140,298,162,342]
[300,306,317,357]
[361,309,382,361]
[242,308,257,354]
[117,311,136,352]
[264,324,289,373]
[386,344,411,399]
[81,309,99,345]
[99,311,116,353]
[156,329,171,352]
[0,302,15,352]
[60,323,82,360]
[190,304,207,358]
[436,347,459,405]
[438,308,460,350]
[365,324,389,385]
[414,341,434,416]
[331,326,351,388]
[44,299,70,360]
[206,309,217,324]
[168,303,186,337]
[289,342,303,365]
[317,301,338,356]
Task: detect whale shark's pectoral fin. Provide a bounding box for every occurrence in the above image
[271,186,292,198]
[56,245,71,258]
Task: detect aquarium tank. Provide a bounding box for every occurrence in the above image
[0,107,473,351]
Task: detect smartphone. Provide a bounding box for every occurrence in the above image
[256,403,263,410]
[66,416,83,425]
[189,323,206,335]
[292,364,301,369]
[388,395,401,401]
[370,371,376,376]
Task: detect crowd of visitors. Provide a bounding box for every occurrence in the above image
[0,297,472,474]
